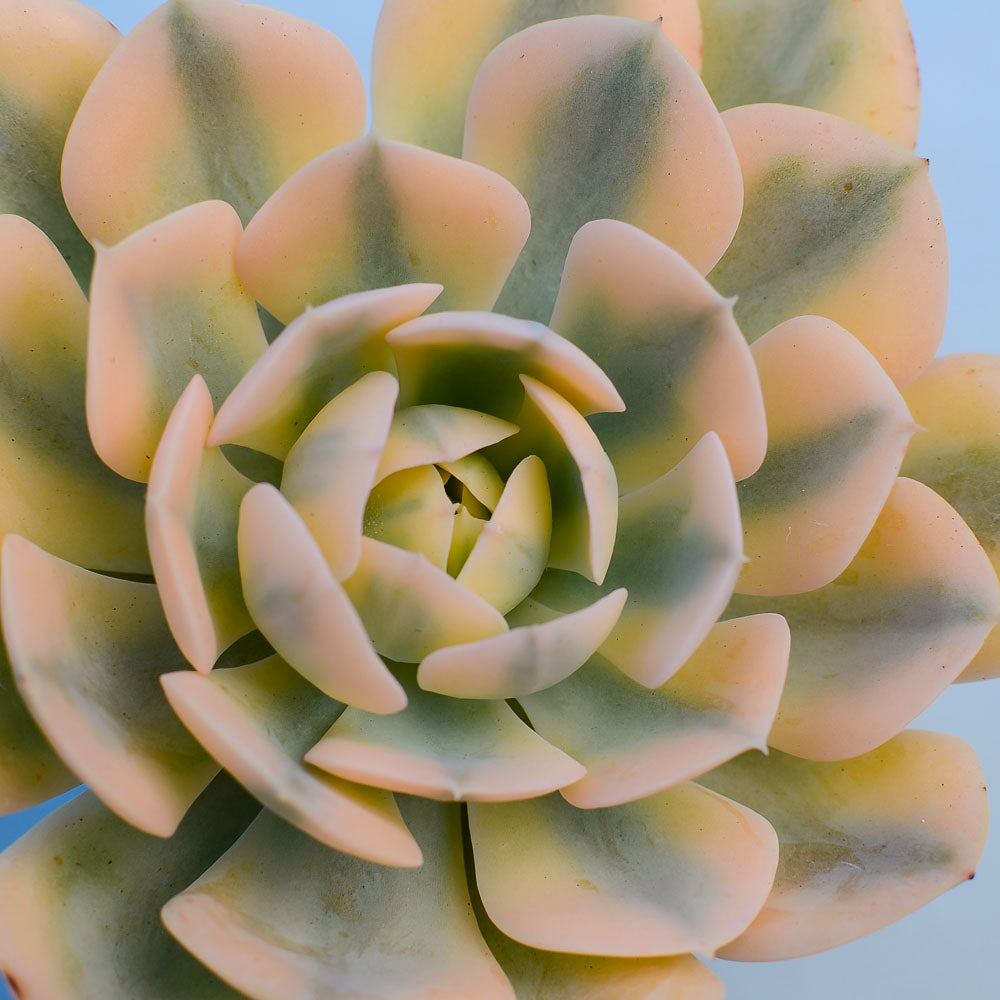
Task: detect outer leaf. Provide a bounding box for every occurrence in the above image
[709,103,947,387]
[550,218,767,490]
[306,667,584,802]
[237,135,531,321]
[521,614,789,807]
[0,215,148,573]
[0,0,118,285]
[736,315,914,595]
[0,777,258,1000]
[470,783,777,956]
[464,15,743,321]
[88,200,267,482]
[161,657,422,867]
[372,0,703,157]
[699,0,920,148]
[62,0,366,243]
[729,478,1000,760]
[163,798,515,1000]
[901,354,1000,680]
[701,732,989,961]
[1,536,217,837]
[148,376,255,673]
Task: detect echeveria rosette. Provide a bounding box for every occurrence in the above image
[0,1,995,997]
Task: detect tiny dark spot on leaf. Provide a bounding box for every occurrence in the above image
[843,182,853,191]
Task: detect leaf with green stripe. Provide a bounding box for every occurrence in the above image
[463,15,742,321]
[62,0,366,244]
[698,0,920,148]
[709,103,947,387]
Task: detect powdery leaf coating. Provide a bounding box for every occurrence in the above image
[1,535,217,838]
[470,782,778,957]
[373,0,703,157]
[237,135,531,322]
[699,0,920,148]
[162,799,516,1000]
[736,315,915,596]
[521,613,789,808]
[730,478,1000,760]
[161,657,423,867]
[0,0,118,286]
[148,376,255,673]
[710,103,947,388]
[901,354,1000,681]
[551,219,767,491]
[0,215,148,573]
[0,777,258,1000]
[88,200,267,483]
[62,0,366,244]
[702,731,989,961]
[464,15,743,321]
[306,668,585,803]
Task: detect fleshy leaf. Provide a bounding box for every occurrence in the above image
[901,354,1000,680]
[440,453,505,510]
[387,309,624,419]
[532,432,743,688]
[514,377,618,584]
[470,783,777,956]
[209,283,441,459]
[161,657,422,867]
[456,455,552,614]
[0,776,258,1000]
[364,465,457,571]
[418,590,627,700]
[551,218,767,490]
[88,200,267,482]
[521,614,789,807]
[376,403,518,482]
[0,640,76,815]
[343,537,509,662]
[1,536,217,837]
[372,0,703,157]
[699,0,920,148]
[162,798,516,1000]
[238,484,407,714]
[237,134,531,321]
[281,371,399,580]
[0,0,118,286]
[306,667,584,802]
[736,315,914,595]
[148,376,255,673]
[700,732,989,961]
[62,0,366,243]
[709,103,947,387]
[0,214,148,573]
[464,15,743,321]
[729,478,1000,760]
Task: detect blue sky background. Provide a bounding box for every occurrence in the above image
[2,2,998,998]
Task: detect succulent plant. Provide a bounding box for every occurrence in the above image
[0,0,995,997]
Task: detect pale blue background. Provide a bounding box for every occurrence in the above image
[2,2,998,997]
